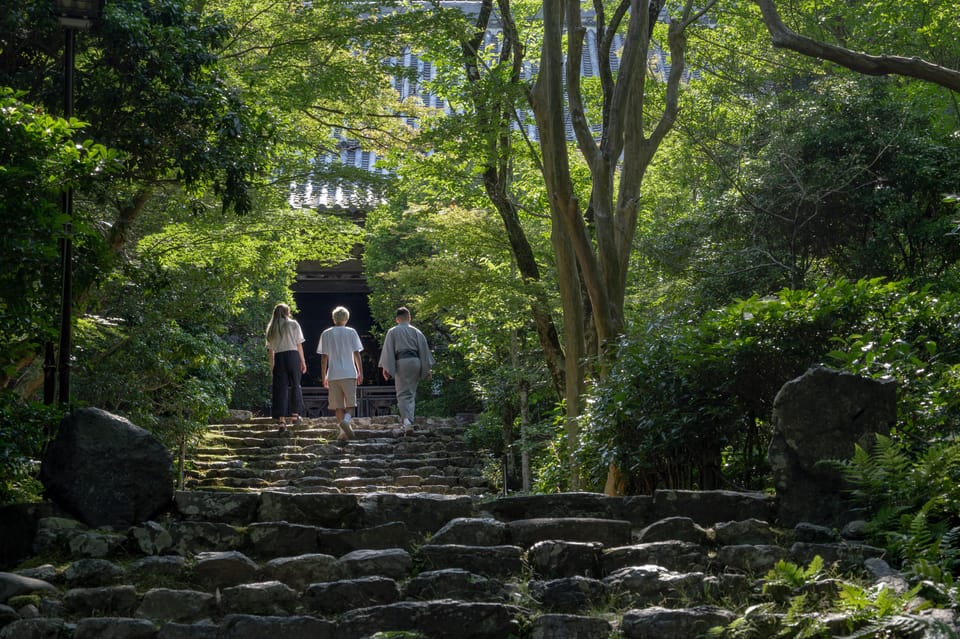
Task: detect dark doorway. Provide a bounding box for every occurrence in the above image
[293,290,383,387]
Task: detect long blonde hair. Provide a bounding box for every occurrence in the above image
[266,303,292,344]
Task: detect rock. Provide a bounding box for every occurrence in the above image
[337,548,412,580]
[125,556,187,584]
[258,492,364,528]
[0,573,57,604]
[13,565,57,583]
[0,503,57,571]
[529,613,612,639]
[63,558,123,586]
[417,544,523,579]
[316,521,412,555]
[716,544,789,574]
[359,493,475,533]
[192,551,259,589]
[620,605,737,639]
[793,522,838,543]
[604,565,706,605]
[303,576,400,614]
[526,541,604,579]
[63,585,139,616]
[789,542,886,570]
[841,519,870,540]
[157,622,218,639]
[136,588,214,623]
[130,521,173,555]
[0,618,66,639]
[73,617,158,639]
[652,490,774,526]
[507,517,632,548]
[220,581,298,616]
[404,569,517,603]
[248,522,319,556]
[529,576,608,613]
[0,603,18,626]
[714,519,777,546]
[336,600,525,639]
[68,530,126,558]
[430,517,509,546]
[168,521,246,555]
[482,493,624,521]
[768,367,895,526]
[173,491,260,525]
[262,553,341,590]
[636,517,709,545]
[603,541,708,573]
[39,407,174,528]
[218,614,335,639]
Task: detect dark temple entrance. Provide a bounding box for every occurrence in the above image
[292,257,395,418]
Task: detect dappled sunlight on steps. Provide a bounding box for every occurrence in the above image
[3,414,937,638]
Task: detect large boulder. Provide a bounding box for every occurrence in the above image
[767,366,895,527]
[39,408,174,528]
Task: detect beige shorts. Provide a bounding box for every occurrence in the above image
[328,378,357,410]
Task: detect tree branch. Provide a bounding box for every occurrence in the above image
[755,0,960,92]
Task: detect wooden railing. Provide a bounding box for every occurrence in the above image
[301,385,396,418]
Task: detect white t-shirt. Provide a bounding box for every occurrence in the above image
[266,319,305,353]
[317,325,364,380]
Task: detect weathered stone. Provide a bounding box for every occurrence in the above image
[63,585,139,616]
[620,605,737,639]
[603,541,709,573]
[74,616,158,639]
[652,490,774,526]
[404,569,516,603]
[716,544,789,574]
[841,519,870,540]
[218,614,335,639]
[136,588,214,623]
[157,622,218,639]
[529,577,607,613]
[68,530,127,558]
[14,565,58,583]
[529,613,613,639]
[604,565,706,605]
[192,550,259,589]
[0,602,18,626]
[768,367,895,526]
[337,548,413,580]
[173,491,260,525]
[793,522,838,543]
[258,491,364,528]
[636,517,709,545]
[168,521,246,556]
[430,517,509,546]
[336,600,525,639]
[417,544,523,579]
[358,493,475,532]
[129,521,173,555]
[0,573,57,604]
[316,521,412,556]
[714,519,777,546]
[526,541,604,579]
[482,492,624,521]
[303,576,400,614]
[248,522,318,557]
[262,553,341,590]
[0,618,66,639]
[63,558,123,586]
[507,518,631,548]
[220,580,298,616]
[39,407,174,528]
[125,556,187,584]
[790,542,886,571]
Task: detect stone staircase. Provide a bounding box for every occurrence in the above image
[1,415,948,638]
[184,416,490,495]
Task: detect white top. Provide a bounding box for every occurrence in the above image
[317,325,364,380]
[266,319,305,353]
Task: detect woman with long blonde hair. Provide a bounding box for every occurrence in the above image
[265,303,306,431]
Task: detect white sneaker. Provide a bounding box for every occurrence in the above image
[339,413,355,439]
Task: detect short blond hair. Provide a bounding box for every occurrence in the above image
[332,306,350,324]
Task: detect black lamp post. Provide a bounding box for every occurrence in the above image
[49,0,104,405]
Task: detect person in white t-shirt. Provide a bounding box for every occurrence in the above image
[265,303,306,432]
[317,306,363,440]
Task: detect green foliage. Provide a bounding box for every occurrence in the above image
[0,393,67,504]
[764,556,825,592]
[0,89,122,385]
[841,434,960,584]
[583,277,960,493]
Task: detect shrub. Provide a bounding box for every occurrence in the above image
[0,393,66,504]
